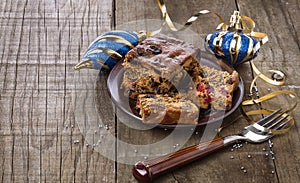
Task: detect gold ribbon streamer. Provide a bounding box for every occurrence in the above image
[242,90,297,106]
[148,0,210,37]
[250,61,285,86]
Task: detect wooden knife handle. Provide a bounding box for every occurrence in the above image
[132,137,224,182]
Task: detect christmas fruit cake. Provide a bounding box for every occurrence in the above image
[121,33,239,124]
[137,94,199,125]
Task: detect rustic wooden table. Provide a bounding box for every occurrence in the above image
[0,0,299,182]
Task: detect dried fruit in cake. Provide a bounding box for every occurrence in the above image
[190,65,239,110]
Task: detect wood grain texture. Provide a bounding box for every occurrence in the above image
[0,0,115,182]
[0,0,299,182]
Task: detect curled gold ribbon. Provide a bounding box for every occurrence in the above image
[250,61,285,86]
[241,61,298,134]
[242,90,297,106]
[148,0,210,37]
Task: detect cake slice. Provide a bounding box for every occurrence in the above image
[137,94,199,125]
[121,33,203,100]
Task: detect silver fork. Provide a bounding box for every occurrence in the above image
[132,109,293,182]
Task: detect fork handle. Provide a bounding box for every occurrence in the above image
[132,137,225,182]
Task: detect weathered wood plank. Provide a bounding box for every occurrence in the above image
[0,0,115,182]
[239,1,300,183]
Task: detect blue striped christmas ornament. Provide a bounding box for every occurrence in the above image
[205,31,259,67]
[205,11,268,67]
[74,30,147,71]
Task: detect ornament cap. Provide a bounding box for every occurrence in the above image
[229,11,242,31]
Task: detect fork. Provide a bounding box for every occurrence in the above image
[132,109,293,182]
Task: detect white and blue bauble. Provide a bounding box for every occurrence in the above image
[205,31,259,67]
[74,30,146,71]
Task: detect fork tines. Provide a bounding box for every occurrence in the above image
[257,109,292,130]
